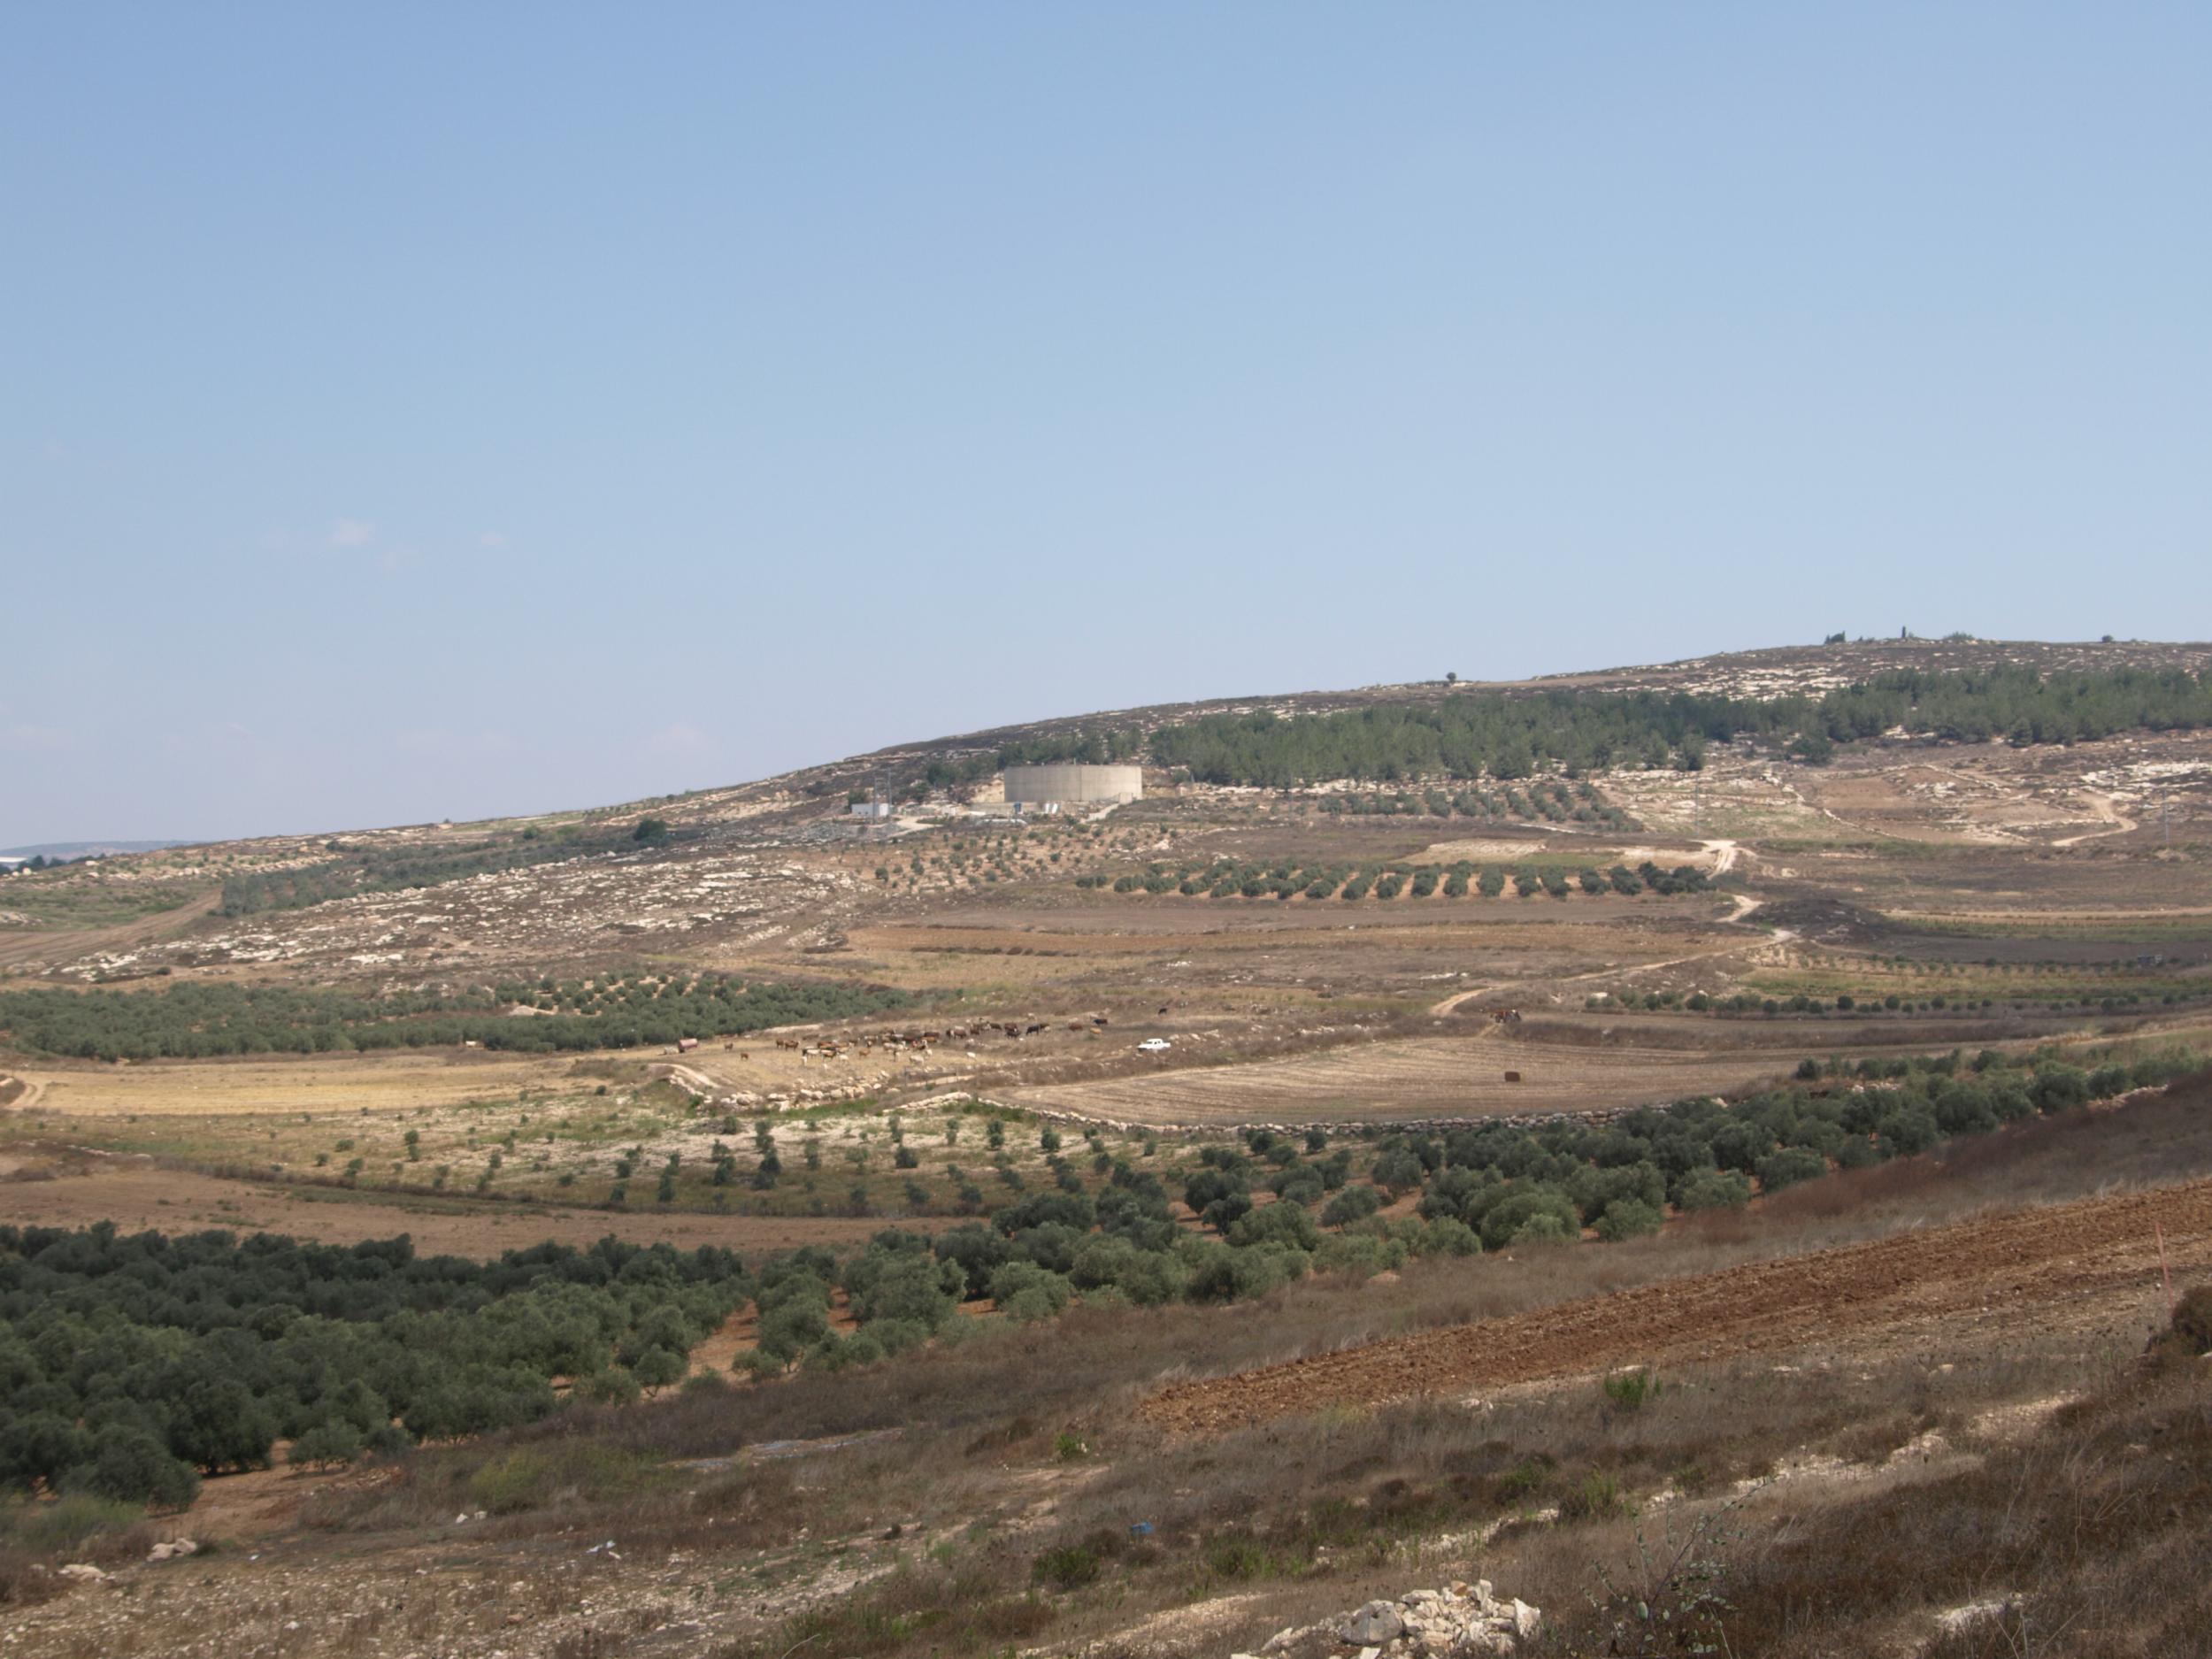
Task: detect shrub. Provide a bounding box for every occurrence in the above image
[1558,1470,1632,1523]
[67,1427,199,1511]
[469,1443,664,1516]
[1479,1187,1581,1250]
[1493,1456,1553,1505]
[5,1493,142,1555]
[288,1420,363,1469]
[1371,1147,1426,1194]
[1594,1198,1663,1241]
[1755,1148,1829,1192]
[1321,1184,1383,1228]
[1409,1217,1481,1257]
[1228,1201,1320,1252]
[1601,1369,1662,1411]
[1677,1169,1752,1210]
[0,1414,89,1490]
[1202,1534,1275,1580]
[2148,1285,2212,1367]
[1313,1233,1402,1278]
[991,1262,1075,1321]
[1033,1542,1101,1589]
[1509,1212,1576,1246]
[847,1248,964,1329]
[577,1367,643,1406]
[804,1331,887,1372]
[1227,1244,1310,1299]
[632,1347,687,1393]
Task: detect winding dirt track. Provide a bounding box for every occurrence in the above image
[1141,1178,2212,1435]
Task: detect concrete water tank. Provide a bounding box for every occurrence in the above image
[1000,764,1143,805]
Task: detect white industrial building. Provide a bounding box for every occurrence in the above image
[999,764,1143,806]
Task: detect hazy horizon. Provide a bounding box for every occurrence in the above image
[7,6,2208,847]
[7,631,2195,849]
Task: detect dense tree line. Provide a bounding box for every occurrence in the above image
[0,1229,751,1506]
[993,728,1142,768]
[1817,665,2212,747]
[218,821,680,918]
[1145,666,2212,785]
[0,975,907,1062]
[1394,1044,2194,1246]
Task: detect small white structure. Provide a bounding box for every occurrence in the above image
[849,801,894,819]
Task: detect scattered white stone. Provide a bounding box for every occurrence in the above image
[1934,1596,2016,1634]
[1258,1580,1540,1657]
[1340,1604,1404,1645]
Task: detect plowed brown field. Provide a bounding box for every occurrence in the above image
[1141,1178,2212,1434]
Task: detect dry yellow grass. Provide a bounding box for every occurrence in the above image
[10,1049,574,1118]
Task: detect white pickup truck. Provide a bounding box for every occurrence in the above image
[1136,1037,1172,1054]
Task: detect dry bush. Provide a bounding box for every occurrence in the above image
[0,1551,63,1611]
[708,1564,1056,1659]
[1529,1290,2212,1656]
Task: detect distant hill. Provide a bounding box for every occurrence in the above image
[0,840,196,861]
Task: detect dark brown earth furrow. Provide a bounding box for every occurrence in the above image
[1141,1178,2212,1434]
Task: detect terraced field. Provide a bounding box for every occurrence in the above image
[1010,1029,1801,1127]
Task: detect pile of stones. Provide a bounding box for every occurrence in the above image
[1237,1579,1541,1659]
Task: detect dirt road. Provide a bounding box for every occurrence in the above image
[1141,1177,2212,1434]
[2053,791,2139,848]
[0,889,220,972]
[1426,925,1756,1018]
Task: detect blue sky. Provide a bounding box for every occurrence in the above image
[4,4,2208,845]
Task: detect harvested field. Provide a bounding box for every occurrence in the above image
[0,1163,946,1256]
[8,1041,955,1122]
[1010,1031,1799,1126]
[1141,1174,2212,1434]
[7,1049,578,1118]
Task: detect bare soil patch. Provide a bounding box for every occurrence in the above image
[1010,1032,1797,1126]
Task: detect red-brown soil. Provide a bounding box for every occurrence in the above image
[1141,1177,2212,1434]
